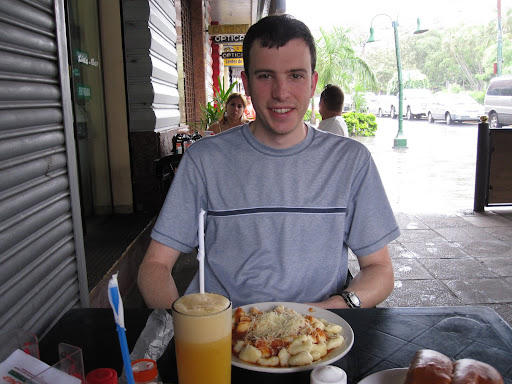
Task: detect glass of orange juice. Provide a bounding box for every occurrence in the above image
[172,292,232,384]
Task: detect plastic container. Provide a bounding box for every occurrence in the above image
[310,365,347,384]
[131,358,162,384]
[86,368,118,384]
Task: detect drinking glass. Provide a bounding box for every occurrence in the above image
[172,293,232,384]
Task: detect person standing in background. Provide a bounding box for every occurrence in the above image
[318,84,348,136]
[209,93,249,134]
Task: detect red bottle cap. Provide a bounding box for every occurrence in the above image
[86,368,118,384]
[132,358,158,382]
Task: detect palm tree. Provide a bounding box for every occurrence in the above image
[316,27,377,92]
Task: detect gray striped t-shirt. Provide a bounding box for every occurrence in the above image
[152,124,399,308]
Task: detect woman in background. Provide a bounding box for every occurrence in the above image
[210,93,249,134]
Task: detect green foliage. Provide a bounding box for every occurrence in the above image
[363,16,509,94]
[213,76,238,110]
[387,70,430,95]
[316,26,376,93]
[470,90,486,104]
[343,112,377,136]
[304,109,321,122]
[190,76,238,131]
[352,84,369,113]
[197,101,221,130]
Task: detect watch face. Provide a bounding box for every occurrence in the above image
[348,292,361,307]
[343,292,361,308]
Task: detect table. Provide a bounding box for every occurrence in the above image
[39,306,512,384]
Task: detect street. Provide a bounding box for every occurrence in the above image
[352,117,479,214]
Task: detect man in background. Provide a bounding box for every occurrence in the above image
[318,84,348,136]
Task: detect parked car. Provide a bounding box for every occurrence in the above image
[484,75,512,128]
[390,89,434,119]
[428,93,484,124]
[367,94,397,117]
[402,89,434,119]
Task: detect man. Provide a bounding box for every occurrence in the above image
[138,14,399,310]
[318,84,348,136]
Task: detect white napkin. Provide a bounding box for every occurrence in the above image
[0,349,81,384]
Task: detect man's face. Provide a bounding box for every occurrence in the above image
[242,39,318,147]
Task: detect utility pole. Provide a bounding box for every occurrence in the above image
[498,0,503,76]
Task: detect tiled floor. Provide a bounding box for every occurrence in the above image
[373,209,512,327]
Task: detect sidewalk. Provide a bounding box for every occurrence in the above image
[348,209,512,326]
[351,118,512,326]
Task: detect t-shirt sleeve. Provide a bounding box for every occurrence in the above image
[151,151,207,253]
[344,154,400,256]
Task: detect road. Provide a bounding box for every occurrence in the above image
[352,117,478,214]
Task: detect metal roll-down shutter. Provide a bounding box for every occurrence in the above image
[0,0,88,337]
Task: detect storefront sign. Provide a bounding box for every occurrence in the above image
[208,24,249,35]
[222,46,243,66]
[76,50,89,64]
[213,35,245,44]
[75,49,99,67]
[221,45,242,59]
[224,58,244,67]
[222,51,242,59]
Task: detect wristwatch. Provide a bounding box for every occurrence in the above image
[340,291,361,308]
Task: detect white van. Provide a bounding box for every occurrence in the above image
[484,75,512,128]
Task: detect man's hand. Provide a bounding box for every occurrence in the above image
[137,240,181,308]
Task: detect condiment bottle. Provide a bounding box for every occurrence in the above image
[131,358,162,384]
[310,365,347,384]
[86,368,118,384]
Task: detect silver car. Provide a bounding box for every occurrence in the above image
[428,93,484,124]
[390,89,433,119]
[484,76,512,128]
[367,94,396,117]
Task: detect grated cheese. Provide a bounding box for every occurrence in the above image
[244,306,315,341]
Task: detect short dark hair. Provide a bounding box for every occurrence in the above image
[243,14,317,74]
[320,84,344,113]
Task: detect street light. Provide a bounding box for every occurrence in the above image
[367,15,428,149]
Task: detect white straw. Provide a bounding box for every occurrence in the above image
[197,209,206,294]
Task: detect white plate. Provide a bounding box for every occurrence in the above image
[231,302,354,373]
[357,368,408,384]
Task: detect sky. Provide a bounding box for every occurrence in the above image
[286,0,512,39]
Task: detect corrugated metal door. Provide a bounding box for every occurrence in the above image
[0,0,89,337]
[122,0,180,132]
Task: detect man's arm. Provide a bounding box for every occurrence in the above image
[308,245,394,309]
[137,239,181,308]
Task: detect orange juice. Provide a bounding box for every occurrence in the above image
[175,335,231,383]
[172,293,231,384]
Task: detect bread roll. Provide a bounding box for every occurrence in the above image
[404,350,505,384]
[404,349,453,384]
[453,359,504,384]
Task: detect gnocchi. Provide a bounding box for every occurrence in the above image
[232,305,345,368]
